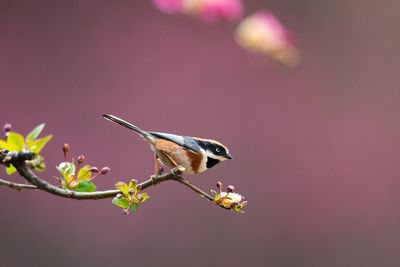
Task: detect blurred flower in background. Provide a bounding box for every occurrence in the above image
[151,1,300,68]
[183,0,243,22]
[151,0,183,14]
[152,0,243,22]
[235,11,300,68]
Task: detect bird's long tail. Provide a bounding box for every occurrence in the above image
[102,114,152,140]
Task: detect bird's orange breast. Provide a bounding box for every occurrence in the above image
[152,139,203,173]
[185,149,203,173]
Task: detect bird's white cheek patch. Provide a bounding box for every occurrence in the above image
[196,149,208,173]
[206,151,226,162]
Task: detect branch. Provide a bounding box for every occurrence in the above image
[176,178,214,202]
[1,150,214,202]
[0,178,37,191]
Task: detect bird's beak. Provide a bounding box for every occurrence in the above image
[225,153,233,160]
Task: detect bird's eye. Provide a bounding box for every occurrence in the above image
[215,147,221,153]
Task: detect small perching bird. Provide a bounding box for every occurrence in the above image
[103,114,232,175]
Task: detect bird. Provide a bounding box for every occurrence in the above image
[103,114,232,175]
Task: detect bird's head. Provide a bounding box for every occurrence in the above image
[196,138,232,168]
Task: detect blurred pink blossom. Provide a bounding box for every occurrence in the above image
[183,0,243,23]
[152,0,243,23]
[235,11,300,68]
[151,0,184,14]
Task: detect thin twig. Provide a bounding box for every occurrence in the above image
[0,178,37,191]
[175,177,214,202]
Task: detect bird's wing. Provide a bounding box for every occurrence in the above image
[150,132,201,153]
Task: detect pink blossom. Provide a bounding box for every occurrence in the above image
[152,0,243,23]
[235,11,300,68]
[183,0,243,23]
[151,0,184,14]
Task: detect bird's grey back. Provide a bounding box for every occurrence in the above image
[150,132,201,153]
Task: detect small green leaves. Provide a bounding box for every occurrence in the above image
[139,192,150,202]
[74,180,96,192]
[27,135,53,154]
[112,197,130,209]
[57,162,76,178]
[112,179,149,214]
[115,181,130,196]
[6,165,16,175]
[56,161,98,192]
[7,132,24,151]
[56,143,109,192]
[112,198,138,214]
[129,203,139,213]
[0,140,12,151]
[77,165,92,180]
[0,123,53,175]
[24,124,53,154]
[26,123,45,142]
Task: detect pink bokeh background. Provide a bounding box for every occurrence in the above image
[1,1,399,266]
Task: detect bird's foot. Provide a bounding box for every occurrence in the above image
[171,165,185,178]
[157,167,164,176]
[150,167,165,185]
[151,175,159,184]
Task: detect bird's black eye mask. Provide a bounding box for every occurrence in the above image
[198,140,227,157]
[213,145,226,156]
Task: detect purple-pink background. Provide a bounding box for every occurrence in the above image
[1,1,399,266]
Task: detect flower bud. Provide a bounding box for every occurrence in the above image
[90,167,99,173]
[100,167,111,175]
[227,185,235,193]
[77,155,85,164]
[216,181,223,191]
[62,143,70,154]
[3,123,12,132]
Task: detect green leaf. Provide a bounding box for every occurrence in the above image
[6,165,16,175]
[129,203,139,213]
[57,162,76,178]
[34,161,46,172]
[7,132,24,151]
[115,182,129,196]
[233,204,244,213]
[27,155,46,172]
[74,180,96,192]
[112,197,130,209]
[27,135,52,153]
[210,190,218,197]
[138,192,149,203]
[77,165,92,180]
[26,124,45,142]
[0,140,12,150]
[128,179,139,193]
